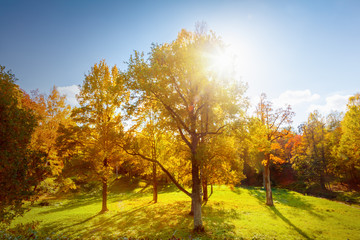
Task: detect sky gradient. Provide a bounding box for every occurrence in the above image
[1,0,359,128]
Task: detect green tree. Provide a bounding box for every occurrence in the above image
[71,60,126,213]
[0,66,48,224]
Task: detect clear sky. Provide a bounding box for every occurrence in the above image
[1,0,359,128]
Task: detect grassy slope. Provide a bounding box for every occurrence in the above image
[12,180,360,240]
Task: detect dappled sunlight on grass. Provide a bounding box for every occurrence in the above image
[11,185,360,239]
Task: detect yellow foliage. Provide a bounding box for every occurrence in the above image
[270,154,285,164]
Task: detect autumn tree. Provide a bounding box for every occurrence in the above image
[122,102,164,203]
[122,124,189,203]
[56,120,95,188]
[232,117,263,186]
[121,94,192,203]
[323,112,343,188]
[253,93,294,206]
[337,94,360,187]
[199,130,245,202]
[70,60,126,213]
[28,87,73,192]
[291,111,332,190]
[139,113,161,203]
[0,66,48,224]
[127,29,247,231]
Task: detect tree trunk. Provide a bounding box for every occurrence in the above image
[351,164,360,185]
[153,162,158,203]
[210,184,213,198]
[192,161,204,232]
[319,173,326,190]
[189,197,194,216]
[264,155,273,206]
[101,178,109,213]
[262,168,266,189]
[202,178,208,203]
[101,157,109,213]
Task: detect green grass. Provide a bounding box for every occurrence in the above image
[9,179,360,239]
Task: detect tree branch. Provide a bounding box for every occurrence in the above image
[177,126,192,149]
[121,146,191,198]
[171,76,189,110]
[150,90,192,135]
[195,103,206,117]
[199,124,227,138]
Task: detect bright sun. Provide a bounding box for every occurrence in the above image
[207,47,237,80]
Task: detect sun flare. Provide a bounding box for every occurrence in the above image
[206,47,238,80]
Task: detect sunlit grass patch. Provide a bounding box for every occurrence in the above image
[9,184,360,239]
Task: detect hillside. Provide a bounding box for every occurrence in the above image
[8,181,360,239]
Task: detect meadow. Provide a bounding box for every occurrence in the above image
[8,179,360,240]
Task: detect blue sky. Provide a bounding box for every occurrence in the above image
[1,0,359,127]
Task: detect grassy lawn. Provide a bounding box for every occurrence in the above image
[9,179,360,239]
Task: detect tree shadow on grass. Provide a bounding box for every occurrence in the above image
[39,185,147,215]
[40,212,100,235]
[82,200,237,239]
[39,200,237,239]
[201,204,239,238]
[233,187,314,239]
[244,187,324,220]
[270,206,312,240]
[38,195,102,215]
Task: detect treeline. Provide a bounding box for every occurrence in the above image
[243,98,360,195]
[1,29,359,232]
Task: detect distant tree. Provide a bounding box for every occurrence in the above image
[337,94,360,187]
[56,120,94,186]
[29,87,73,192]
[199,130,245,202]
[291,111,332,190]
[70,60,126,213]
[127,29,247,231]
[122,125,188,203]
[324,112,343,187]
[253,93,294,206]
[232,117,264,186]
[0,66,48,224]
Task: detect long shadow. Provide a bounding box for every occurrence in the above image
[80,201,193,239]
[242,187,324,220]
[39,203,154,238]
[238,187,313,238]
[270,206,312,240]
[39,179,150,215]
[39,199,237,239]
[41,213,100,234]
[108,182,183,204]
[38,195,102,215]
[37,183,234,238]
